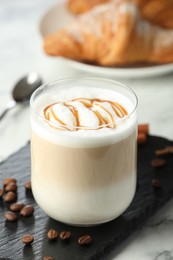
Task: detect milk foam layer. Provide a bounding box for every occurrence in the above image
[43,98,128,131]
[32,86,137,147]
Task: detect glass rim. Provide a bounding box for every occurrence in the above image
[30,76,138,130]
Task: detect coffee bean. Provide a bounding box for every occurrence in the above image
[152,178,161,188]
[4,211,17,222]
[138,124,149,135]
[43,256,55,260]
[60,231,71,241]
[3,178,17,187]
[24,181,32,190]
[137,133,147,145]
[151,159,166,168]
[168,146,173,153]
[5,182,17,192]
[3,191,16,202]
[47,229,58,240]
[155,147,170,157]
[21,234,34,245]
[78,235,92,245]
[10,203,25,212]
[20,205,34,217]
[0,188,4,198]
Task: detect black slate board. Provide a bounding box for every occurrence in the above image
[0,136,173,260]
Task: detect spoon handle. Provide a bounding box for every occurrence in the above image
[0,100,17,121]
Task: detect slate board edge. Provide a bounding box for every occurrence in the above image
[0,141,30,166]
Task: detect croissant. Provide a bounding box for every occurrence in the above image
[133,0,173,29]
[67,0,173,29]
[67,0,109,14]
[44,1,173,66]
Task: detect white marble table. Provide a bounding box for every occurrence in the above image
[1,0,173,259]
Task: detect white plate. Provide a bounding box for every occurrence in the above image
[39,1,173,78]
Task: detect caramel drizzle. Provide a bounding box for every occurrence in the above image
[43,98,128,131]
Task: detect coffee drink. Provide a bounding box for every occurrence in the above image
[30,77,138,226]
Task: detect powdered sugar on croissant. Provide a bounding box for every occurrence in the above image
[67,0,173,29]
[66,2,121,41]
[67,0,110,15]
[44,0,173,66]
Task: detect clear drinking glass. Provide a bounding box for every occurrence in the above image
[30,77,138,226]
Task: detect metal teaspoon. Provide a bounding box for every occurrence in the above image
[0,72,42,121]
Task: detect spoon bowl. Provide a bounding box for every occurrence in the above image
[12,72,42,102]
[0,72,42,120]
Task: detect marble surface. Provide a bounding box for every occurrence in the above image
[0,0,173,259]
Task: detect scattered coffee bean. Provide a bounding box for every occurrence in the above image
[10,202,25,212]
[155,146,173,157]
[60,231,71,241]
[4,211,17,222]
[21,234,34,245]
[20,205,34,217]
[0,188,4,198]
[78,235,92,246]
[24,181,32,190]
[3,191,16,202]
[168,146,173,153]
[5,182,17,192]
[138,133,147,145]
[43,256,55,260]
[155,147,170,157]
[151,158,166,168]
[138,124,149,135]
[152,178,161,188]
[3,178,16,187]
[47,229,58,241]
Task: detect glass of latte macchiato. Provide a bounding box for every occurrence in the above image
[30,77,138,226]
